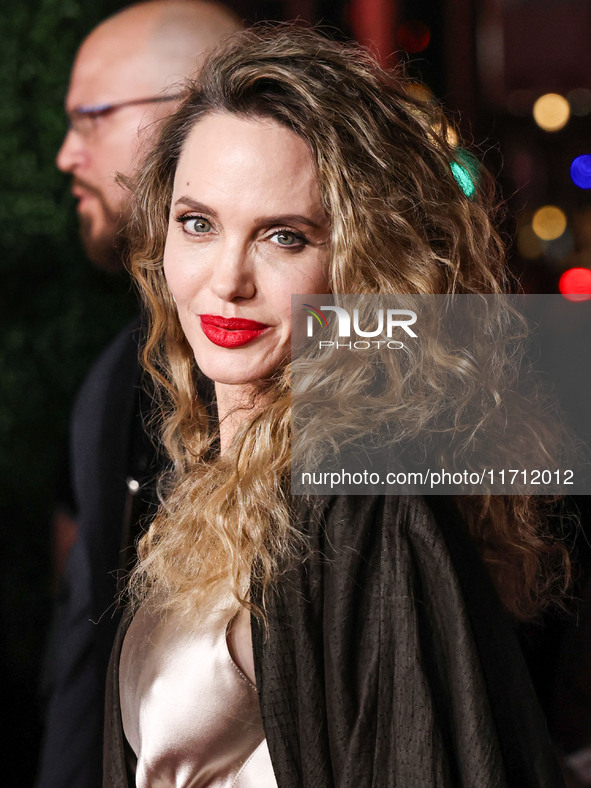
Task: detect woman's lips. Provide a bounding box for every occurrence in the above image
[199,314,271,348]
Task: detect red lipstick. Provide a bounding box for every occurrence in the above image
[200,315,270,348]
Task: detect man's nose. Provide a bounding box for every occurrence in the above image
[56,128,88,173]
[209,241,256,302]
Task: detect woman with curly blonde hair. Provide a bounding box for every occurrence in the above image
[105,24,568,787]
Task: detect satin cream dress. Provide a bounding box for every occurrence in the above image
[119,599,277,787]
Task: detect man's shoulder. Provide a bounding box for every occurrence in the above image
[73,317,142,411]
[84,316,142,382]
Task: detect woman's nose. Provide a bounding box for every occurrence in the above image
[209,242,256,302]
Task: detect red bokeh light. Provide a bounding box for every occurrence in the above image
[559,267,591,301]
[396,20,431,54]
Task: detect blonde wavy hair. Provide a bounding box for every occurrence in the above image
[127,24,570,621]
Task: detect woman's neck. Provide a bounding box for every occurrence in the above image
[215,382,261,454]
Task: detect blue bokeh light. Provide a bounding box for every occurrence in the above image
[570,155,591,189]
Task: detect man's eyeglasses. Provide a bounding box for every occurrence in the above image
[66,94,184,138]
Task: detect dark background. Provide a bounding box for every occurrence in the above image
[1,0,589,781]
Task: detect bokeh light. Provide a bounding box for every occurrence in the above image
[570,155,591,189]
[532,205,567,241]
[450,150,479,199]
[406,82,434,103]
[397,20,431,53]
[559,268,591,301]
[532,93,570,132]
[431,121,459,148]
[545,228,574,265]
[445,126,459,148]
[450,162,474,198]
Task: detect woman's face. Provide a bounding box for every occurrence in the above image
[163,112,330,389]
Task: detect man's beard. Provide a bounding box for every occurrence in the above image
[75,180,130,273]
[79,213,128,272]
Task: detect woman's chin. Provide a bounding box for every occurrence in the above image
[196,364,272,389]
[191,349,285,389]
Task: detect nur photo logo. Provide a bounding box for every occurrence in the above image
[302,303,418,350]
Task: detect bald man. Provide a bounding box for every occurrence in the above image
[37,4,241,786]
[57,0,240,270]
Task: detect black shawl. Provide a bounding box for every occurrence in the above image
[104,495,565,787]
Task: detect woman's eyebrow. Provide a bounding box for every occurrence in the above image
[255,214,325,229]
[173,197,218,218]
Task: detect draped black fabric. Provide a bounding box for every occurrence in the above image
[250,495,564,787]
[104,495,565,787]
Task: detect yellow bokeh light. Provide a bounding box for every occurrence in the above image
[406,82,434,103]
[532,93,570,132]
[431,120,459,148]
[532,205,567,241]
[445,126,459,148]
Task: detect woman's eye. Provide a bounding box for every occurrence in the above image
[269,230,306,248]
[181,216,212,234]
